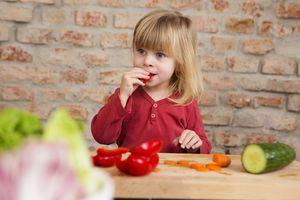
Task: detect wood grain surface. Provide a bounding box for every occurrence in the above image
[102,153,300,199]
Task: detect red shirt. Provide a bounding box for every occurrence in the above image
[91,87,211,153]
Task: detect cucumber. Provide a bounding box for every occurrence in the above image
[241,143,296,174]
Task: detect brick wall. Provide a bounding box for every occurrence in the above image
[0,0,299,159]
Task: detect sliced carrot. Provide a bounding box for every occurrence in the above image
[163,160,177,166]
[206,163,222,171]
[190,163,210,172]
[177,160,190,167]
[212,153,231,168]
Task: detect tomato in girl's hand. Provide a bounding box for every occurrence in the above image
[142,73,155,84]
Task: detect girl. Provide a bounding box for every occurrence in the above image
[91,10,211,153]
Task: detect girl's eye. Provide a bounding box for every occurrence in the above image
[156,52,166,59]
[137,48,145,55]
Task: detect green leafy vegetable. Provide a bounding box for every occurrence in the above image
[43,108,98,194]
[0,107,41,151]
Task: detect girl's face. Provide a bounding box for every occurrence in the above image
[133,48,176,89]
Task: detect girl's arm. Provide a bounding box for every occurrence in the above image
[91,88,132,144]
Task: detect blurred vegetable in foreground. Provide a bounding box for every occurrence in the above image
[0,107,41,151]
[43,108,98,194]
[0,107,110,199]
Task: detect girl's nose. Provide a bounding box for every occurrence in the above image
[144,54,154,67]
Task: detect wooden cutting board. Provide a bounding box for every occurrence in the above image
[103,153,300,199]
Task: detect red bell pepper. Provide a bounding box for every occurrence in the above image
[116,138,162,176]
[131,138,162,157]
[97,147,129,156]
[92,154,121,167]
[92,147,129,167]
[116,154,159,176]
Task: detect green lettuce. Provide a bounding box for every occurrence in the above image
[0,107,41,151]
[43,108,98,194]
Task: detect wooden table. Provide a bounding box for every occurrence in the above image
[103,153,300,200]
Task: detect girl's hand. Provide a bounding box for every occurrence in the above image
[179,129,202,153]
[119,67,149,107]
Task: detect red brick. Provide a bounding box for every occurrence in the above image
[114,13,143,28]
[261,55,296,75]
[209,0,229,12]
[200,54,225,71]
[227,56,259,73]
[210,36,236,52]
[204,75,238,90]
[276,2,300,19]
[0,46,32,62]
[242,38,274,55]
[75,11,107,27]
[255,95,285,108]
[287,95,300,112]
[1,86,33,101]
[78,87,115,104]
[292,24,300,35]
[247,132,278,144]
[202,108,233,125]
[57,105,89,120]
[81,51,109,67]
[241,0,264,17]
[61,30,93,47]
[190,16,219,33]
[214,131,245,147]
[100,32,130,48]
[171,0,203,10]
[60,68,88,84]
[42,8,69,25]
[17,27,53,44]
[63,0,98,4]
[233,110,264,128]
[264,79,300,93]
[99,0,126,7]
[226,93,252,108]
[260,21,272,33]
[43,48,76,65]
[98,69,126,85]
[199,91,218,106]
[20,0,54,3]
[270,115,298,132]
[0,2,33,22]
[41,88,75,101]
[259,21,292,38]
[225,18,255,33]
[0,64,56,84]
[240,77,264,91]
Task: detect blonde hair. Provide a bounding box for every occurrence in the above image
[132,10,203,105]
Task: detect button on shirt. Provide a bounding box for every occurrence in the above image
[91,86,211,154]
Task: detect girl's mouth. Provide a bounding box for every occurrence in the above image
[143,73,155,84]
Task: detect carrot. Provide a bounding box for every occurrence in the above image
[163,160,177,166]
[177,160,190,167]
[190,163,210,172]
[212,153,231,168]
[206,163,221,171]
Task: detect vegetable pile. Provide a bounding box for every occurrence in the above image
[0,107,103,199]
[92,138,162,176]
[241,143,296,174]
[163,153,231,172]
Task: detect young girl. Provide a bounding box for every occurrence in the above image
[91,10,211,154]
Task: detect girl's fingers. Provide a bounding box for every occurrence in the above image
[179,130,194,148]
[192,139,202,149]
[185,135,199,149]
